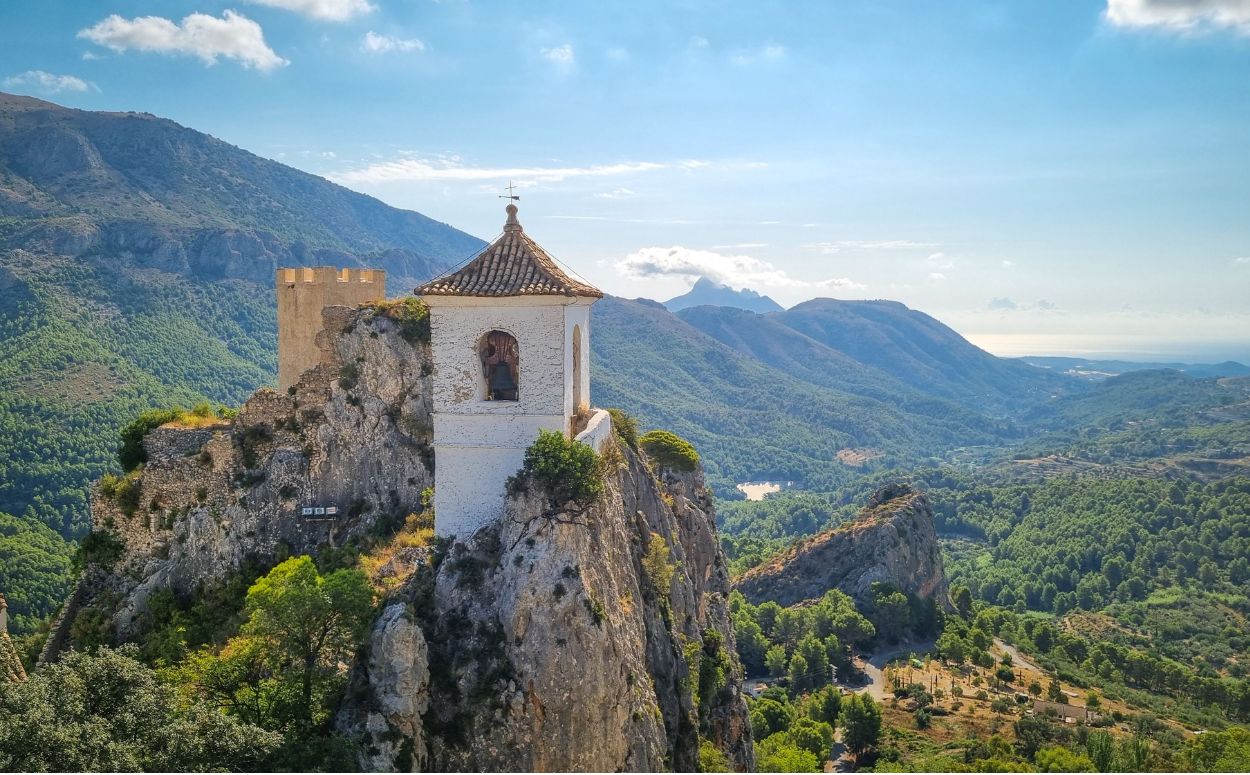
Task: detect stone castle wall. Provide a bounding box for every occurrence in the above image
[276,266,385,391]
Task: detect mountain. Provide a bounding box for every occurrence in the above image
[758,299,1067,413]
[590,296,1013,495]
[0,92,484,538]
[662,276,783,313]
[1020,355,1250,381]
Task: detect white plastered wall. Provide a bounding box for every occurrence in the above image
[426,295,596,538]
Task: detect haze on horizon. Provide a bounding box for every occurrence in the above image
[3,0,1248,362]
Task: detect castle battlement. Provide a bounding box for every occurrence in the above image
[277,267,386,285]
[276,266,386,391]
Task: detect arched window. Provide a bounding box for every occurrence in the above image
[572,324,585,415]
[480,330,519,401]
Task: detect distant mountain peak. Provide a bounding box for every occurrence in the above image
[663,276,783,313]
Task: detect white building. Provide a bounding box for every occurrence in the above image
[417,203,604,538]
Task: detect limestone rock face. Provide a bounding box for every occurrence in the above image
[45,304,435,652]
[339,446,754,772]
[734,484,949,610]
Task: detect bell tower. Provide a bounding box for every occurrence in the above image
[418,203,603,538]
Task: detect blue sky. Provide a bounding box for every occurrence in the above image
[3,0,1250,361]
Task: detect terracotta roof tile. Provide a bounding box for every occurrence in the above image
[416,205,603,298]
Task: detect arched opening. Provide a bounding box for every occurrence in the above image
[480,330,519,401]
[572,324,585,415]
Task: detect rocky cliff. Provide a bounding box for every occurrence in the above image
[734,484,948,610]
[43,302,436,657]
[336,439,754,772]
[51,301,752,771]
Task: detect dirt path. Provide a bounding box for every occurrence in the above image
[995,638,1044,675]
[849,639,936,700]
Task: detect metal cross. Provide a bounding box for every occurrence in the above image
[499,179,520,202]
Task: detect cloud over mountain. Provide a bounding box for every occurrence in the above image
[78,11,288,71]
[617,246,804,289]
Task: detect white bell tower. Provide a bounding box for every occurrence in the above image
[418,203,602,538]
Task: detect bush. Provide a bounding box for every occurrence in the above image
[118,409,183,471]
[74,530,125,572]
[370,297,430,344]
[638,430,700,472]
[605,408,639,450]
[99,471,142,517]
[513,429,603,506]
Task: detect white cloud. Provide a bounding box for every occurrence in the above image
[361,31,425,54]
[594,188,636,200]
[3,70,96,94]
[606,46,629,61]
[927,251,954,270]
[731,43,786,65]
[929,272,948,281]
[988,297,1060,312]
[802,239,934,254]
[332,157,696,185]
[539,44,575,67]
[617,246,805,289]
[689,35,710,49]
[1105,0,1250,34]
[247,0,374,22]
[78,11,288,71]
[822,277,868,290]
[1234,256,1250,264]
[1001,259,1015,268]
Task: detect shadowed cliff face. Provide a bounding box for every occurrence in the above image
[734,484,949,611]
[337,444,754,773]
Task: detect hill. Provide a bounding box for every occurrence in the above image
[663,276,783,313]
[739,299,1068,414]
[0,91,484,540]
[590,296,1011,495]
[1021,356,1250,381]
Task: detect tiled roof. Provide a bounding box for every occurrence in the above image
[416,204,603,298]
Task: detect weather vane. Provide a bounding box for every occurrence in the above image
[499,179,520,202]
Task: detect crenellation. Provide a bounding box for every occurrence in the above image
[276,265,386,391]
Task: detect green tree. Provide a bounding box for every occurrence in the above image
[750,697,794,739]
[699,739,731,772]
[0,646,278,771]
[952,584,974,618]
[789,717,834,759]
[765,644,789,678]
[756,732,820,773]
[180,557,373,743]
[804,685,842,726]
[841,693,882,757]
[1085,730,1114,773]
[1035,745,1096,772]
[1182,726,1250,772]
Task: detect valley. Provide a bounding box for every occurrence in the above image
[2,92,1249,773]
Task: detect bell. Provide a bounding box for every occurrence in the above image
[489,362,517,399]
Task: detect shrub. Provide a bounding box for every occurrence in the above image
[118,408,183,471]
[370,297,430,344]
[338,362,359,390]
[605,408,639,450]
[74,530,125,572]
[100,471,142,517]
[641,532,676,601]
[638,430,700,472]
[513,429,603,506]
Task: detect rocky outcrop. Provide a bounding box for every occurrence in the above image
[44,303,435,654]
[338,445,754,772]
[52,297,753,771]
[734,484,949,610]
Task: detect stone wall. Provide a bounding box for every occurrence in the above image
[573,408,613,454]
